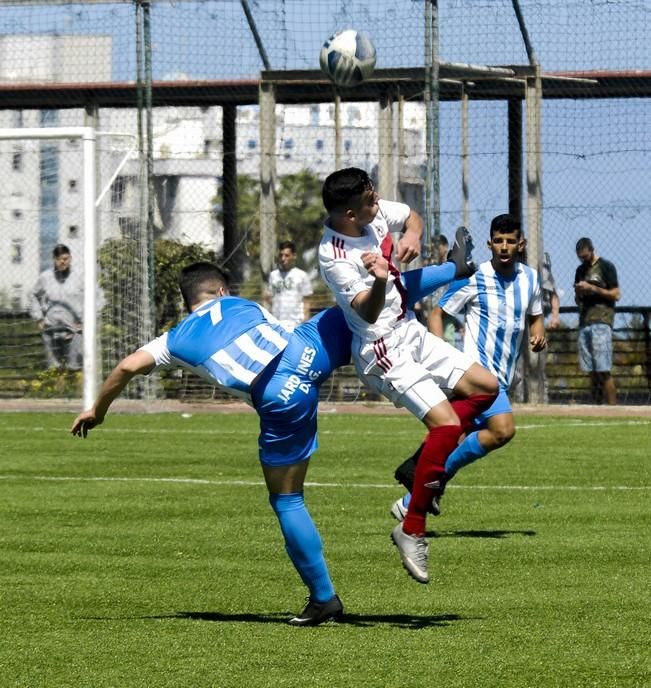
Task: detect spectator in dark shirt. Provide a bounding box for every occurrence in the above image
[574,237,620,405]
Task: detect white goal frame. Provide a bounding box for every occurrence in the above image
[0,126,135,408]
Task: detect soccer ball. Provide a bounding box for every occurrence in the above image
[319,29,376,87]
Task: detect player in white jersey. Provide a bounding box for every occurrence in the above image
[319,168,499,584]
[265,240,313,331]
[391,214,547,521]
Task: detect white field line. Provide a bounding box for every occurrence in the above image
[4,418,651,437]
[0,475,648,491]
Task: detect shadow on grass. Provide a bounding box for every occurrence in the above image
[136,610,468,629]
[425,529,536,538]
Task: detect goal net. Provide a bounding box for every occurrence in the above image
[0,122,150,407]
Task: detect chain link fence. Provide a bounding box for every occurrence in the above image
[0,0,649,404]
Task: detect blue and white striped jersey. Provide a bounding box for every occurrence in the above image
[440,261,543,389]
[140,297,290,403]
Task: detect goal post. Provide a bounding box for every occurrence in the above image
[0,125,142,409]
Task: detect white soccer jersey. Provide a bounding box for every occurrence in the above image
[440,261,543,389]
[268,266,313,329]
[319,199,411,341]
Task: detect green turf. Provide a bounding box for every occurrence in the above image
[1,411,649,687]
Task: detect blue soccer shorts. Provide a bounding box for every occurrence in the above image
[472,387,513,428]
[251,327,331,467]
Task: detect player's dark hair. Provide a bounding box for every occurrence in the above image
[576,237,593,252]
[322,167,374,212]
[278,240,296,253]
[52,243,71,257]
[179,262,229,311]
[490,213,521,238]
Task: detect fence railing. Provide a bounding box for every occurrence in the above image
[2,306,649,406]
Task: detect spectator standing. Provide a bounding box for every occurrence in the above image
[574,237,620,405]
[265,241,313,331]
[30,244,84,371]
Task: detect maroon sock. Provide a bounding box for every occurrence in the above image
[451,393,497,432]
[403,424,463,536]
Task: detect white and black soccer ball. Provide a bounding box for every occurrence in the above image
[319,29,376,88]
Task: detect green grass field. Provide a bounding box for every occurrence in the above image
[1,410,649,688]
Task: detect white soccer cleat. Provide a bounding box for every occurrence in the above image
[390,497,407,522]
[391,523,429,584]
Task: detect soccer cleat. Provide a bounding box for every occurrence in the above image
[288,594,343,627]
[391,497,408,522]
[394,452,420,493]
[424,474,448,517]
[448,226,476,279]
[391,523,429,583]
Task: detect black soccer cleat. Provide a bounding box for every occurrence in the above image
[448,226,476,279]
[288,594,343,627]
[394,444,423,493]
[424,475,448,517]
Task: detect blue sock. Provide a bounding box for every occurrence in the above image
[444,431,487,477]
[402,262,456,308]
[269,492,335,603]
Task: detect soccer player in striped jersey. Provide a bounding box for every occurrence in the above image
[70,256,465,623]
[319,168,499,584]
[391,213,548,521]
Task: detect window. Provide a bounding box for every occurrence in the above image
[283,139,294,149]
[40,110,57,126]
[118,216,140,241]
[12,209,23,220]
[11,240,23,264]
[12,152,22,172]
[247,139,257,150]
[11,284,22,311]
[315,139,324,151]
[344,140,352,153]
[111,176,127,208]
[68,179,78,192]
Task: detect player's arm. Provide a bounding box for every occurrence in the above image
[351,252,389,323]
[428,306,445,337]
[395,209,423,264]
[71,349,156,438]
[528,313,547,352]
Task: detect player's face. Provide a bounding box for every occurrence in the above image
[54,253,71,273]
[278,248,296,271]
[348,188,379,226]
[488,230,523,269]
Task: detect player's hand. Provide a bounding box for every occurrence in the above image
[548,315,561,329]
[395,233,421,264]
[71,410,103,438]
[529,334,547,352]
[361,251,389,281]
